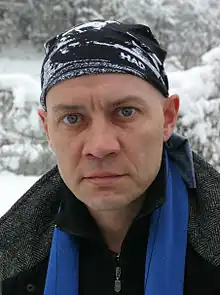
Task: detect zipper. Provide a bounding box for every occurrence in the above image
[114,253,122,293]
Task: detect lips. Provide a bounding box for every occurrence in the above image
[85,172,123,178]
[83,172,126,185]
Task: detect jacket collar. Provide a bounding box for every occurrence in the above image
[166,132,196,188]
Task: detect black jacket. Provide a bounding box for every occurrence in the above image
[3,243,220,295]
[1,151,220,295]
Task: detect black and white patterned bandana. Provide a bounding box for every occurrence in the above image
[40,20,169,110]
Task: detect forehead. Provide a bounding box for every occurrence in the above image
[46,73,162,108]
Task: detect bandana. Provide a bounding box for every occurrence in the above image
[40,20,169,110]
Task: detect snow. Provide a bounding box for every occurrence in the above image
[92,40,162,78]
[0,42,43,79]
[0,174,40,218]
[0,73,41,105]
[72,20,116,33]
[201,46,220,64]
[168,46,220,129]
[169,65,216,113]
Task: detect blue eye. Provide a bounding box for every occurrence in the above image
[63,114,82,125]
[118,107,137,117]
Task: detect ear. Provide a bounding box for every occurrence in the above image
[38,108,52,146]
[163,94,180,142]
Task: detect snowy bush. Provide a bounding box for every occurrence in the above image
[0,75,55,175]
[175,99,220,171]
[171,46,220,171]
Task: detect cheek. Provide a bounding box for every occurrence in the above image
[141,119,164,156]
[127,119,164,180]
[48,120,72,154]
[48,129,74,166]
[139,133,163,164]
[52,132,84,174]
[137,115,164,149]
[50,133,66,155]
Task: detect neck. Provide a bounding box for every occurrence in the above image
[88,196,145,253]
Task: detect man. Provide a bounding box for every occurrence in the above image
[1,20,220,295]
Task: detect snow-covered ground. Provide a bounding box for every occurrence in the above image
[0,173,39,217]
[0,44,220,218]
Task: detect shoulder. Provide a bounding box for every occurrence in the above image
[189,152,220,266]
[0,166,62,283]
[193,152,220,183]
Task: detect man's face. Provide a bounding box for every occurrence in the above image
[39,74,179,211]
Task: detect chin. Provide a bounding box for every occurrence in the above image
[84,194,132,211]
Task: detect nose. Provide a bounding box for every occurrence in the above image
[82,119,120,159]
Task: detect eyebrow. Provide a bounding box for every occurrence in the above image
[109,95,146,108]
[52,95,146,113]
[52,104,86,113]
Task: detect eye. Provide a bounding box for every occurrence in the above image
[118,107,137,117]
[63,114,82,125]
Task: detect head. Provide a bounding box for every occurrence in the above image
[38,20,179,212]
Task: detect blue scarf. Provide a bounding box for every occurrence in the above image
[44,153,188,295]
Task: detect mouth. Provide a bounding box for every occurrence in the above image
[83,173,126,185]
